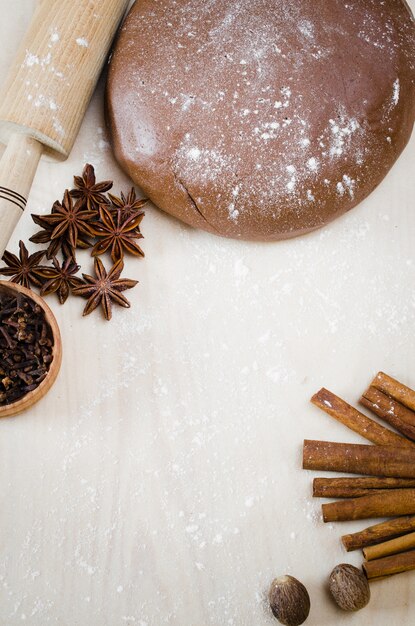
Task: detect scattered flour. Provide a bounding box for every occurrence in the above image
[307,157,319,172]
[52,119,65,137]
[392,78,400,106]
[328,113,360,158]
[76,37,89,48]
[23,51,51,69]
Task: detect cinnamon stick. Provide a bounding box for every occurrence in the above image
[342,516,415,551]
[372,372,415,412]
[360,386,415,440]
[315,487,387,499]
[312,476,415,498]
[314,476,415,493]
[311,388,414,447]
[303,440,415,478]
[322,489,415,522]
[363,549,415,580]
[363,385,415,427]
[363,531,415,561]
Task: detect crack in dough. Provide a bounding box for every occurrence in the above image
[173,172,220,233]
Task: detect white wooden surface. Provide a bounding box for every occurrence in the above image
[1,2,415,624]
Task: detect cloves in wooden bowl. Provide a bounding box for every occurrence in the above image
[0,280,62,418]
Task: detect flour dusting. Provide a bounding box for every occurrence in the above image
[76,37,89,48]
[392,78,400,106]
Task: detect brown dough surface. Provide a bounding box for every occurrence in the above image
[106,0,415,241]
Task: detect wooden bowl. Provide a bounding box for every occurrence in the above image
[0,280,62,418]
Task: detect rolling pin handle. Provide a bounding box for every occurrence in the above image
[0,133,43,257]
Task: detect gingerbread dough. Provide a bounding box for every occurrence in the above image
[106,0,415,241]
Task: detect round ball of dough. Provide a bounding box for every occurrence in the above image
[106,0,415,241]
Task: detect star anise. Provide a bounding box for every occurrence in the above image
[108,187,147,221]
[0,241,45,289]
[90,206,145,262]
[71,163,113,211]
[36,257,84,304]
[36,190,96,249]
[72,257,138,321]
[30,213,91,262]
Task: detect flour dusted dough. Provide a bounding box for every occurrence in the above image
[106,0,415,241]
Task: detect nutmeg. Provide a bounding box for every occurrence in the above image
[328,564,370,611]
[268,575,310,626]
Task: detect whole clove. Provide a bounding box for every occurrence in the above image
[0,287,54,406]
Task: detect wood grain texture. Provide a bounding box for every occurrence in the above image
[0,1,414,625]
[0,0,129,156]
[0,134,42,256]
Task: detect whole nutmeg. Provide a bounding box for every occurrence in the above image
[328,564,370,611]
[268,575,310,626]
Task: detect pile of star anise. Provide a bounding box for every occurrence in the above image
[0,164,147,321]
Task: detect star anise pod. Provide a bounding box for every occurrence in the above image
[71,163,113,211]
[90,206,145,262]
[36,257,84,304]
[108,187,147,221]
[30,213,75,260]
[0,241,45,289]
[72,257,138,321]
[36,190,96,249]
[30,213,91,262]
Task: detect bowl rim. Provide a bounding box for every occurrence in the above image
[0,280,62,418]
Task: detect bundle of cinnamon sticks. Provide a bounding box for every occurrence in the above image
[303,372,415,581]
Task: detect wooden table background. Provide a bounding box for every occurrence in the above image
[1,1,415,624]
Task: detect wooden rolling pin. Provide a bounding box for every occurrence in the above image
[0,0,129,257]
